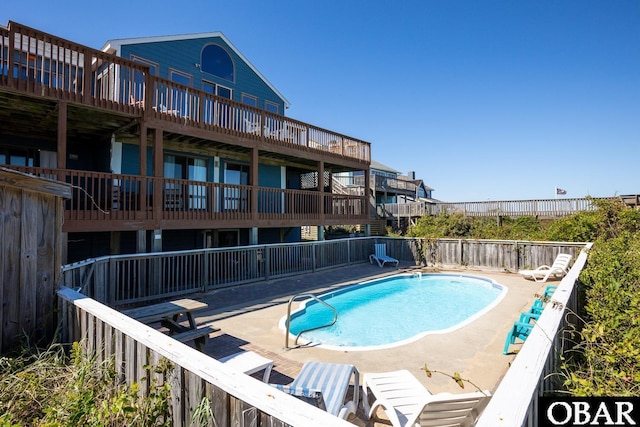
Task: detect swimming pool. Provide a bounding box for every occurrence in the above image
[280,273,507,351]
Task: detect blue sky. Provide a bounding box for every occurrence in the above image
[3,1,639,202]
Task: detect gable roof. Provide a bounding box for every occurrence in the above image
[101,31,290,109]
[371,159,400,174]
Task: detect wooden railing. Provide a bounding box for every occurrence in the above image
[376,197,605,220]
[477,244,591,426]
[57,286,352,427]
[61,239,376,306]
[431,198,599,218]
[61,237,587,308]
[0,21,370,163]
[335,174,420,194]
[377,201,429,218]
[7,166,368,231]
[57,238,591,426]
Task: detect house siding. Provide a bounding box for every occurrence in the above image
[121,38,285,113]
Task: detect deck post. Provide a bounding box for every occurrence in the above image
[57,101,67,170]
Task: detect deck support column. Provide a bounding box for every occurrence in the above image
[139,125,148,211]
[57,101,67,170]
[250,147,259,222]
[136,230,146,253]
[317,160,325,222]
[152,230,162,252]
[152,128,163,220]
[110,231,121,255]
[250,227,258,245]
[364,166,371,218]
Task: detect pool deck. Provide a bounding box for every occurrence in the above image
[179,262,553,425]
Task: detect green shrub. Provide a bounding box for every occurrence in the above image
[407,198,640,396]
[0,342,172,426]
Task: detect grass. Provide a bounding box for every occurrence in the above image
[0,341,173,426]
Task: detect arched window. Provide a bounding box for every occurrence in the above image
[201,44,234,81]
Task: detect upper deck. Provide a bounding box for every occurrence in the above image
[0,21,370,168]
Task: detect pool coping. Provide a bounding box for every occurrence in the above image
[281,272,509,352]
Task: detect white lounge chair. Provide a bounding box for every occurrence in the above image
[370,243,399,268]
[271,361,359,420]
[362,370,491,427]
[518,253,572,283]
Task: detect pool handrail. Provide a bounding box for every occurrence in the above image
[284,293,338,350]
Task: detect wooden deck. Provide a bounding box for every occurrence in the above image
[5,165,368,232]
[0,22,370,164]
[0,21,371,233]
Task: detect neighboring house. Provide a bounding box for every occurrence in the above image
[335,160,434,204]
[0,21,371,262]
[334,160,434,232]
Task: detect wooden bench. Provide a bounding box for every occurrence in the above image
[171,324,218,351]
[122,298,207,324]
[122,298,218,351]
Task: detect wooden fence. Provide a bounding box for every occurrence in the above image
[60,237,586,309]
[57,286,352,427]
[0,168,70,354]
[477,244,591,426]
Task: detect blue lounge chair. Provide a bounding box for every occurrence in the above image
[271,361,359,420]
[369,243,399,268]
[543,285,557,298]
[503,317,535,355]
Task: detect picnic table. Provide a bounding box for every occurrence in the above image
[122,298,218,351]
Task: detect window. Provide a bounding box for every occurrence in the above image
[241,93,257,107]
[130,56,158,102]
[202,81,233,125]
[223,162,249,211]
[163,154,208,210]
[265,101,279,114]
[217,85,232,99]
[168,70,192,116]
[201,44,234,81]
[0,147,36,167]
[202,81,232,99]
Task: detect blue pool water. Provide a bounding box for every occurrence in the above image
[281,273,506,350]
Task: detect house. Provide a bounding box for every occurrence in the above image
[0,21,371,262]
[334,160,434,233]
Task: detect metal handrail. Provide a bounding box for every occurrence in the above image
[284,293,338,350]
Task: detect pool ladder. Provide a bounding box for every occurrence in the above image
[284,293,338,350]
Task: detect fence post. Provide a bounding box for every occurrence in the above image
[202,249,210,293]
[312,241,317,273]
[106,258,115,306]
[264,246,270,280]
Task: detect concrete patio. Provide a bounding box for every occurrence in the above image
[170,262,553,425]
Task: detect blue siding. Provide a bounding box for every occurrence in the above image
[258,164,281,188]
[259,228,301,244]
[121,37,285,113]
[121,143,153,176]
